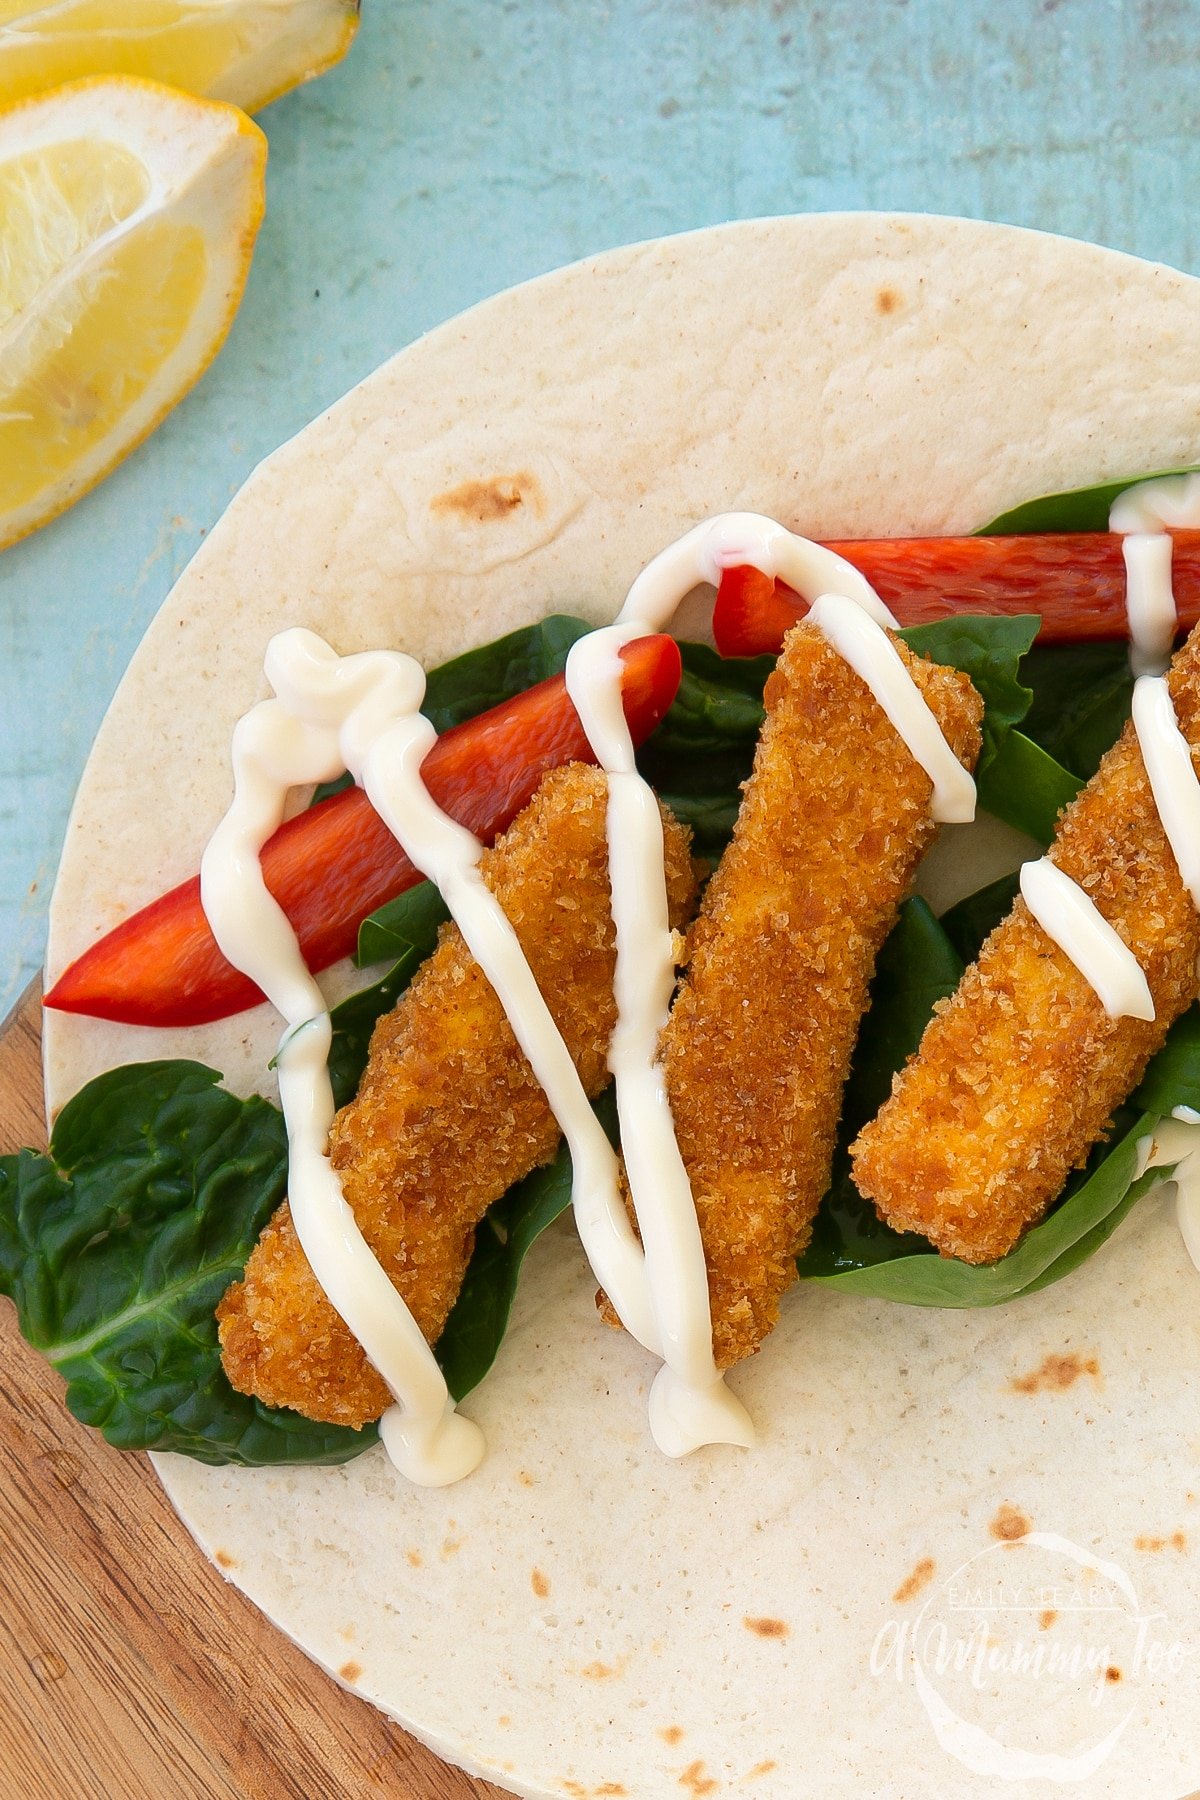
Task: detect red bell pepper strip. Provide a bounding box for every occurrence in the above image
[44,634,682,1029]
[712,531,1200,658]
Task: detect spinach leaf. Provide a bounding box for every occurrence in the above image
[982,465,1200,535]
[897,614,1087,842]
[1134,1006,1200,1116]
[327,883,450,1106]
[798,900,963,1279]
[1019,640,1134,781]
[976,730,1082,845]
[422,614,592,733]
[435,1093,619,1400]
[898,614,1037,779]
[0,1062,374,1466]
[638,643,772,857]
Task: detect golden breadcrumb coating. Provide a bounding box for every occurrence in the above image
[851,624,1200,1265]
[218,763,697,1429]
[651,619,983,1367]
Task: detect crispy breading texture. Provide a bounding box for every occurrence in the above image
[652,620,983,1368]
[218,763,697,1429]
[851,625,1200,1265]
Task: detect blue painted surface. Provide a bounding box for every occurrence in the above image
[5,0,1200,1011]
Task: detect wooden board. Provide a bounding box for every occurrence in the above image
[0,982,503,1800]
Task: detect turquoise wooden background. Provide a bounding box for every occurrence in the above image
[5,0,1200,1012]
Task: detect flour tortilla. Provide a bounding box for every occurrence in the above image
[45,216,1200,1800]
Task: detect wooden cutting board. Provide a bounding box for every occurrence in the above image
[0,982,502,1800]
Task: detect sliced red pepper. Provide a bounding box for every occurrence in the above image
[45,634,682,1029]
[712,531,1200,657]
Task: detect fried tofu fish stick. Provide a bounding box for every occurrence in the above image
[218,764,698,1429]
[852,626,1200,1265]
[654,620,983,1369]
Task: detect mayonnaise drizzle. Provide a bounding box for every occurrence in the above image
[200,633,485,1487]
[1109,473,1200,675]
[1144,1118,1200,1278]
[1019,857,1155,1021]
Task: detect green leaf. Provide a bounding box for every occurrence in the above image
[436,1094,620,1400]
[0,1062,374,1466]
[638,643,772,856]
[325,883,451,1107]
[898,614,1038,778]
[421,614,593,733]
[355,878,450,970]
[1019,640,1134,781]
[1134,1005,1200,1115]
[981,464,1200,535]
[976,730,1082,845]
[798,900,964,1278]
[803,1114,1165,1307]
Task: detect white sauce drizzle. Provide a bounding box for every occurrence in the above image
[200,634,485,1487]
[1120,534,1177,676]
[1109,473,1200,675]
[1018,857,1155,1020]
[1132,674,1200,909]
[1143,1119,1200,1277]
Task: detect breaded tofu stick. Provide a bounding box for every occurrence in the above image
[655,620,983,1368]
[851,627,1200,1265]
[218,763,697,1429]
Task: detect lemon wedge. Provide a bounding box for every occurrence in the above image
[0,76,266,550]
[0,1,359,113]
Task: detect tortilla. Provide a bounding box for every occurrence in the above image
[44,215,1200,1799]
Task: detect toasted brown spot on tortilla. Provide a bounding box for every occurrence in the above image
[441,1537,462,1558]
[406,1548,423,1568]
[743,1616,789,1639]
[214,1549,237,1570]
[743,1764,777,1781]
[1106,1665,1122,1682]
[596,1785,628,1796]
[660,1726,685,1746]
[531,1567,551,1599]
[892,1557,936,1603]
[579,1656,627,1680]
[990,1503,1031,1541]
[339,1660,363,1683]
[516,1469,535,1487]
[498,1715,511,1728]
[431,472,541,524]
[875,286,901,315]
[1011,1351,1100,1394]
[1135,1530,1188,1551]
[678,1761,720,1796]
[1039,1609,1057,1630]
